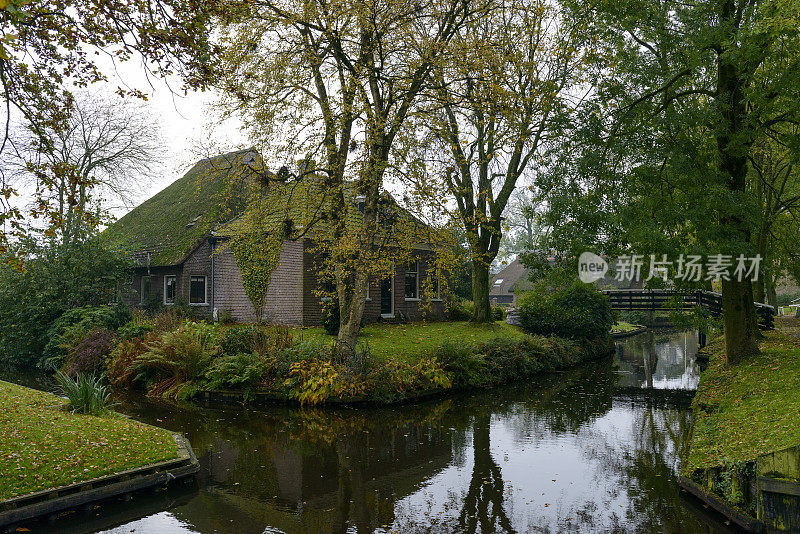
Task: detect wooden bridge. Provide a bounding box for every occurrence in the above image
[602,289,775,330]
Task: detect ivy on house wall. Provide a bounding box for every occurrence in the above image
[229,194,293,323]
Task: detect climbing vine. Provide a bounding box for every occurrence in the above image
[230,196,291,322]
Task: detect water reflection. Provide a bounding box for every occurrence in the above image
[6,330,739,533]
[615,330,700,390]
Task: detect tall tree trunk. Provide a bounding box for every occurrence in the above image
[472,261,491,323]
[766,275,777,309]
[715,1,760,364]
[337,269,369,356]
[722,279,760,364]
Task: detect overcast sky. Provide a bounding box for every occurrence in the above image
[96,57,246,219]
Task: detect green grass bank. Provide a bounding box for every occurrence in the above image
[0,381,179,501]
[686,326,800,472]
[294,321,528,362]
[683,317,800,530]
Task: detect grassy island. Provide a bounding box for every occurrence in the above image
[0,381,179,501]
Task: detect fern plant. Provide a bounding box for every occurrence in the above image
[135,324,220,399]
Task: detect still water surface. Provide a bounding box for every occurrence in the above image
[8,330,737,533]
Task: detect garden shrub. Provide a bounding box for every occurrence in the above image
[62,328,115,377]
[220,324,294,359]
[517,282,613,339]
[284,358,352,404]
[322,303,340,335]
[116,322,154,341]
[445,299,504,322]
[205,352,272,394]
[54,371,115,416]
[133,322,221,399]
[43,305,130,367]
[446,299,474,321]
[106,333,157,388]
[433,342,487,387]
[491,306,504,322]
[0,238,132,368]
[276,341,333,377]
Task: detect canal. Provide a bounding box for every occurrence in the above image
[6,330,738,533]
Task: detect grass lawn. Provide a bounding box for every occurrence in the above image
[610,321,643,334]
[685,327,800,472]
[294,320,528,362]
[0,381,179,501]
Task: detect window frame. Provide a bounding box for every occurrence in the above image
[404,260,420,301]
[163,275,177,305]
[189,275,208,305]
[430,271,442,301]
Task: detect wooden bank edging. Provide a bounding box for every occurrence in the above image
[678,476,765,533]
[0,433,199,530]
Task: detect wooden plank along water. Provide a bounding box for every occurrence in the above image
[0,434,199,530]
[602,289,775,330]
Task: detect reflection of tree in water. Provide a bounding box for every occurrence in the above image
[458,414,515,534]
[615,330,700,389]
[103,340,725,534]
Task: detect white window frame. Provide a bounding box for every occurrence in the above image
[430,271,442,301]
[163,275,177,305]
[365,278,371,301]
[404,260,420,301]
[140,276,152,305]
[189,275,208,305]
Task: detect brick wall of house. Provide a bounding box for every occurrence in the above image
[213,239,304,324]
[301,242,445,326]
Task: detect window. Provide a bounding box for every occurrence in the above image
[164,275,177,305]
[405,260,419,300]
[430,273,441,300]
[493,278,504,287]
[365,279,371,301]
[140,276,152,304]
[189,276,207,304]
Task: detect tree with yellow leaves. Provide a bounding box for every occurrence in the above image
[217,0,489,353]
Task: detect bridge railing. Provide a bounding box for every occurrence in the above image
[601,289,774,330]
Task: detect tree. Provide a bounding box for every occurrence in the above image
[218,0,486,352]
[408,0,586,322]
[555,0,800,363]
[6,93,164,246]
[0,0,220,260]
[0,234,133,367]
[495,187,549,265]
[749,131,800,307]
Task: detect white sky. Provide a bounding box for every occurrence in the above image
[92,57,246,219]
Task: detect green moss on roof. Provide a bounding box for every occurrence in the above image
[104,149,259,266]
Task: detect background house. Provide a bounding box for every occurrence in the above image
[104,149,445,325]
[489,259,534,306]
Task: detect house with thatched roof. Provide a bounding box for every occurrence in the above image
[104,149,445,324]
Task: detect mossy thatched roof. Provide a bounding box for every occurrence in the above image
[104,149,262,266]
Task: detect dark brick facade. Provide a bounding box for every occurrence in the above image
[123,237,445,325]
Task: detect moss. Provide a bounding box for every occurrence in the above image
[685,328,800,473]
[0,381,179,500]
[103,149,255,266]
